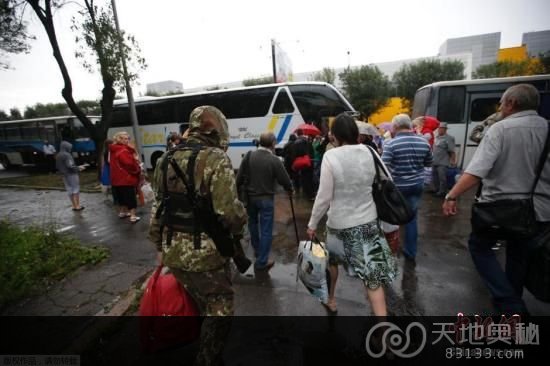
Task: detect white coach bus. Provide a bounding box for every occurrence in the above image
[109,82,356,169]
[412,74,550,169]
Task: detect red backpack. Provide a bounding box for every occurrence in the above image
[139,266,201,352]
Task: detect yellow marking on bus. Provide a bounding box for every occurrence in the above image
[267,115,279,132]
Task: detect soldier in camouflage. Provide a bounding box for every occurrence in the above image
[149,105,247,366]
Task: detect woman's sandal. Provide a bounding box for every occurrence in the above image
[321,300,338,315]
[130,216,141,223]
[118,212,130,219]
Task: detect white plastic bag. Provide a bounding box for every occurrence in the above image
[297,239,330,304]
[325,231,345,263]
[141,182,155,204]
[381,221,399,233]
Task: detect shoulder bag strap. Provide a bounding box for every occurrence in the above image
[531,121,550,197]
[367,145,392,181]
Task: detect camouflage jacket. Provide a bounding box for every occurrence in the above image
[148,136,247,272]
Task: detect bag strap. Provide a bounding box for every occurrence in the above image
[366,145,391,181]
[241,151,252,185]
[530,121,550,197]
[168,143,204,250]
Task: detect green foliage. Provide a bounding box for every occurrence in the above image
[71,1,147,93]
[310,67,336,84]
[393,59,465,102]
[0,220,109,307]
[9,107,21,120]
[242,76,274,87]
[473,58,547,79]
[0,110,8,121]
[339,65,392,116]
[0,0,35,69]
[21,101,100,119]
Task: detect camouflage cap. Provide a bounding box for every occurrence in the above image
[189,106,230,149]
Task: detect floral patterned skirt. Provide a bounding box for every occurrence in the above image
[327,220,398,290]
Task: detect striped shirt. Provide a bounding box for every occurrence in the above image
[381,132,433,188]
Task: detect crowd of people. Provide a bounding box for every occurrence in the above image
[46,83,548,365]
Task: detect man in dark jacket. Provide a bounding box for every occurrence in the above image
[237,132,292,271]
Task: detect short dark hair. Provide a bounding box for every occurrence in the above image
[331,113,358,145]
[259,132,276,148]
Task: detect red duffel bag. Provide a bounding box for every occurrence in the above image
[139,266,200,352]
[292,155,312,172]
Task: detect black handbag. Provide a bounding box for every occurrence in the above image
[525,224,550,303]
[471,121,550,240]
[367,146,414,225]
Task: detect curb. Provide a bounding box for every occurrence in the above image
[61,269,154,356]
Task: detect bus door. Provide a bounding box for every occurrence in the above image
[435,86,467,169]
[269,86,302,148]
[462,92,502,169]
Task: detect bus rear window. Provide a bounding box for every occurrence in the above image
[412,87,431,119]
[289,85,349,125]
[438,86,465,123]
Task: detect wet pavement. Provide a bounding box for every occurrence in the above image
[1,179,549,316]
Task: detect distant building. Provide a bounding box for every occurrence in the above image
[146,80,183,95]
[439,32,501,73]
[522,30,550,57]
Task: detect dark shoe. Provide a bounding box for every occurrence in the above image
[255,260,274,271]
[72,206,85,211]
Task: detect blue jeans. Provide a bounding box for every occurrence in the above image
[397,183,424,258]
[247,199,274,268]
[468,233,535,314]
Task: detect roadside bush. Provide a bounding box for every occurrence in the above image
[0,220,109,308]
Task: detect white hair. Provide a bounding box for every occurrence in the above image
[392,114,412,130]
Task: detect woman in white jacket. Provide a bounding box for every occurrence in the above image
[307,113,397,315]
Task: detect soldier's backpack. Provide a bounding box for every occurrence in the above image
[156,142,235,257]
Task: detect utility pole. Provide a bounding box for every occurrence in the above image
[271,39,277,83]
[111,0,142,160]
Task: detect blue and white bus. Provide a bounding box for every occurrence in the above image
[0,115,100,169]
[109,82,356,169]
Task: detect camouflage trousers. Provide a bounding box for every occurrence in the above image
[171,263,233,366]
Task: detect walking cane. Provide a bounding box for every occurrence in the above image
[289,192,300,245]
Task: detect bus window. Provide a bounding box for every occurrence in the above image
[111,107,131,128]
[470,97,500,122]
[5,124,21,140]
[539,93,550,120]
[437,86,465,123]
[272,89,294,114]
[38,121,56,142]
[412,87,431,118]
[20,122,40,140]
[289,84,348,125]
[71,118,91,138]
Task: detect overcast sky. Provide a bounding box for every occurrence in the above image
[1,0,549,112]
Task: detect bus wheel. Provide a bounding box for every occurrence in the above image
[0,154,10,169]
[151,151,164,170]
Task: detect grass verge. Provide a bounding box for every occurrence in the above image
[0,169,101,192]
[0,220,110,308]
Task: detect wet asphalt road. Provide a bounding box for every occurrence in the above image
[0,170,549,316]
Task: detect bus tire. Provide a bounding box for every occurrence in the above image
[0,154,11,169]
[151,151,164,170]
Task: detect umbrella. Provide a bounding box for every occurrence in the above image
[356,121,380,136]
[378,122,394,132]
[294,123,321,137]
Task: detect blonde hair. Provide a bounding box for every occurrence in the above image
[113,131,129,144]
